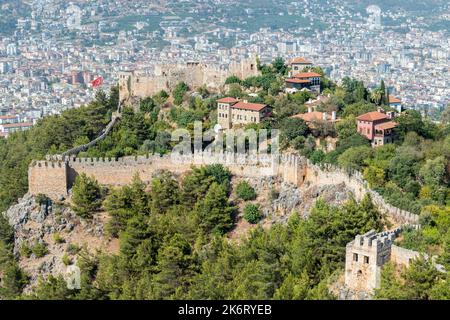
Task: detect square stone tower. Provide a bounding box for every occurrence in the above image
[216,97,238,130]
[344,230,395,293]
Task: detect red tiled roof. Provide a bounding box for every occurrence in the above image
[1,122,33,128]
[375,121,397,130]
[232,101,267,112]
[291,111,324,122]
[0,115,17,119]
[293,72,322,78]
[389,95,401,104]
[357,111,388,122]
[290,57,312,65]
[285,78,311,84]
[217,97,239,104]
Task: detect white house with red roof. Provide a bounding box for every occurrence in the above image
[217,97,270,129]
[0,115,19,125]
[388,95,404,113]
[0,121,33,138]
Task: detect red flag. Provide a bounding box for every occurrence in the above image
[91,76,103,88]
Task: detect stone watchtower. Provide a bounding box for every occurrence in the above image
[118,71,133,102]
[344,229,400,294]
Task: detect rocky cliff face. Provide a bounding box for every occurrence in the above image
[3,176,355,293]
[4,194,118,292]
[244,175,352,222]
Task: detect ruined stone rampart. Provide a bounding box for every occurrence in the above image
[119,57,260,102]
[28,151,418,225]
[29,152,305,200]
[304,161,419,225]
[390,244,424,266]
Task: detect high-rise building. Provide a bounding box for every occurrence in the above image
[366,5,382,30]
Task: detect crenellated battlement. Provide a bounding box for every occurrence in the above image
[29,150,418,226]
[31,160,67,168]
[343,225,422,296]
[29,151,306,200]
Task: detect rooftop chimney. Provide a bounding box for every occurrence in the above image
[322,112,327,121]
[377,107,385,114]
[308,106,312,113]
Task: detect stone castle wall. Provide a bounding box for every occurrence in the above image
[390,244,423,267]
[304,161,419,224]
[344,229,401,295]
[28,152,418,225]
[28,152,305,200]
[119,58,260,102]
[28,161,68,199]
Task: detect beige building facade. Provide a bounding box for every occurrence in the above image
[217,97,269,129]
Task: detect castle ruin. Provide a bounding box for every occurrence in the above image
[28,150,431,298]
[344,228,428,297]
[118,57,260,103]
[28,152,306,200]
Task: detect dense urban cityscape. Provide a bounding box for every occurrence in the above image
[0,0,448,137]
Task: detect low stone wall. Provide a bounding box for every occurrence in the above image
[391,244,423,267]
[304,161,419,225]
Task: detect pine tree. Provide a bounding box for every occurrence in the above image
[194,182,235,236]
[152,234,193,299]
[0,262,29,299]
[150,172,180,214]
[71,173,102,219]
[119,214,152,261]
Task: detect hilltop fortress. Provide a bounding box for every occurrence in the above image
[118,57,260,102]
[27,150,428,298]
[28,151,419,226]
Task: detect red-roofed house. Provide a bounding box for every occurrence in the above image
[291,110,338,127]
[0,121,33,138]
[289,57,313,76]
[0,115,19,125]
[285,72,322,93]
[388,95,403,113]
[357,109,397,147]
[217,98,270,129]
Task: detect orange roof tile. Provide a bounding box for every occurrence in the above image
[285,78,311,84]
[290,57,312,65]
[389,95,401,104]
[357,111,388,122]
[293,72,322,78]
[1,122,33,128]
[291,111,324,122]
[217,97,239,104]
[375,121,397,130]
[232,101,267,112]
